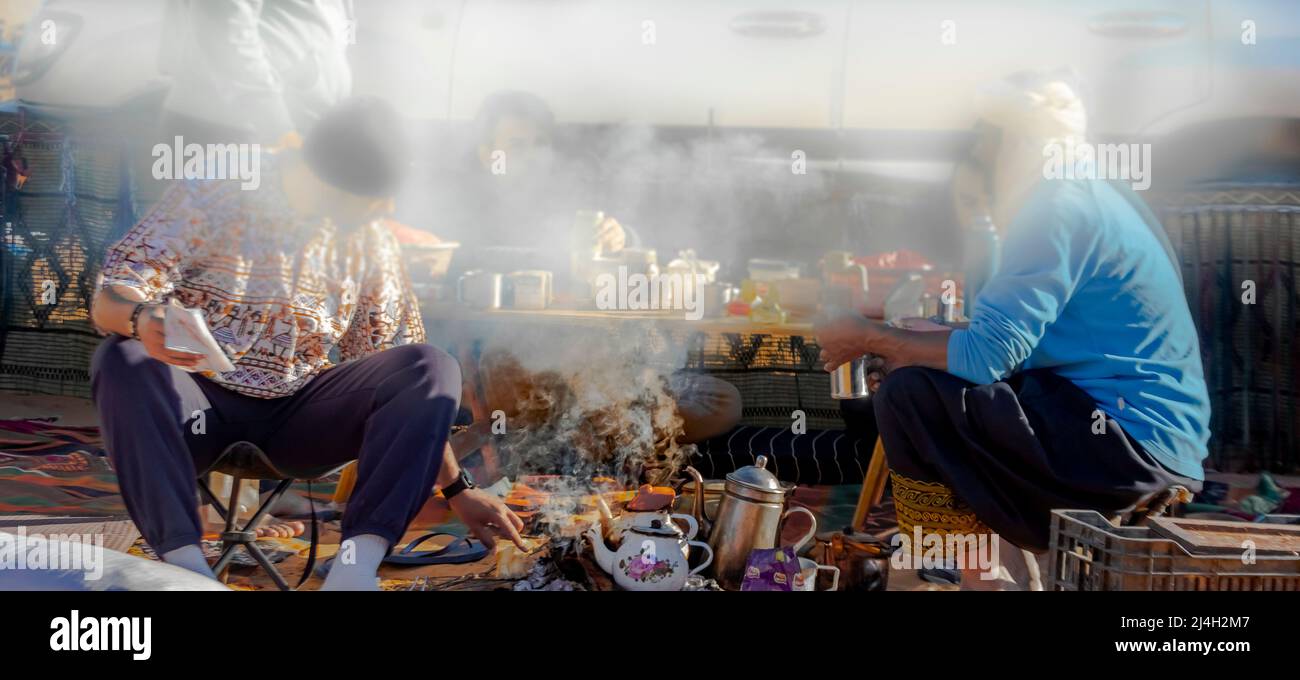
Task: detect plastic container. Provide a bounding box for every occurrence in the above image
[1049,509,1300,591]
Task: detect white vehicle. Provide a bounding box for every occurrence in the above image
[10,1,1299,146]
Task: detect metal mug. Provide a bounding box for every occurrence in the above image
[457,270,501,309]
[831,355,871,400]
[794,556,840,591]
[506,270,552,310]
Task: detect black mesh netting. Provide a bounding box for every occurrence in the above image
[1158,183,1300,473]
[0,105,142,397]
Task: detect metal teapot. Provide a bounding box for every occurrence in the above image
[695,455,816,590]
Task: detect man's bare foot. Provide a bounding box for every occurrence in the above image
[254,517,306,539]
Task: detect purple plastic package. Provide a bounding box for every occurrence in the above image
[739,546,801,591]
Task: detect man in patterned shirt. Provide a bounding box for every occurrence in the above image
[90,98,525,590]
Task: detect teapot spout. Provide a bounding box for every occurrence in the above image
[594,495,616,540]
[684,466,712,533]
[585,527,615,574]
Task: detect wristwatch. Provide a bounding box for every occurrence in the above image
[441,468,476,501]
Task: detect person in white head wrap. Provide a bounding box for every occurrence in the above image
[970,71,1089,228]
[816,69,1210,591]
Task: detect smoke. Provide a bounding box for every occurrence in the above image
[475,322,695,539]
[480,322,694,490]
[575,124,834,276]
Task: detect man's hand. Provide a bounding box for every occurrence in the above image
[815,314,890,371]
[448,488,527,550]
[595,216,626,255]
[816,313,954,387]
[865,355,893,393]
[135,304,203,369]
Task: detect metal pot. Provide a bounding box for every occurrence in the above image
[820,529,895,592]
[704,455,816,590]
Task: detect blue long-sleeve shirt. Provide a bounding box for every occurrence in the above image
[946,179,1210,480]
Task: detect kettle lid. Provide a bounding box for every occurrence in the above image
[630,519,683,538]
[725,455,784,494]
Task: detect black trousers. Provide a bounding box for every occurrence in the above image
[91,337,461,554]
[871,366,1199,551]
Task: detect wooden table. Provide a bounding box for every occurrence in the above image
[421,304,815,335]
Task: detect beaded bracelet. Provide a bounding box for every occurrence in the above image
[127,303,147,340]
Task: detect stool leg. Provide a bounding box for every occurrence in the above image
[213,474,244,583]
[245,541,291,591]
[244,479,293,530]
[851,437,890,532]
[211,478,297,588]
[197,476,228,522]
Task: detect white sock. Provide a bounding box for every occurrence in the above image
[161,544,216,579]
[321,533,388,591]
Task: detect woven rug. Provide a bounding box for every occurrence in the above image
[0,418,124,515]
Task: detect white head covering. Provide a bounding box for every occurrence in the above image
[975,72,1087,146]
[974,71,1089,225]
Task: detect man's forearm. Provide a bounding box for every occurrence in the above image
[91,285,150,337]
[876,325,951,372]
[435,444,460,489]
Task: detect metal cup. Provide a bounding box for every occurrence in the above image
[830,355,871,400]
[457,270,501,309]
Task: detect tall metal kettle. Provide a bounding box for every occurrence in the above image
[703,455,816,590]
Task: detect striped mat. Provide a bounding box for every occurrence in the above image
[692,426,874,486]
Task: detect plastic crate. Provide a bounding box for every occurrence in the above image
[1049,509,1300,591]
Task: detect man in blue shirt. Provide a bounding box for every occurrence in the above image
[816,74,1209,587]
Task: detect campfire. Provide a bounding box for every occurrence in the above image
[479,325,695,488]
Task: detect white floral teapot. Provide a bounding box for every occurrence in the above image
[586,519,713,591]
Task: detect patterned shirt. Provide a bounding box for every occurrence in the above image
[99,164,425,398]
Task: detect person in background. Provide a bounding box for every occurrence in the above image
[816,72,1209,589]
[91,98,525,590]
[410,90,742,445]
[158,0,354,146]
[410,90,629,270]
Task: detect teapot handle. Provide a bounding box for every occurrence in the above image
[687,540,713,576]
[670,513,699,540]
[817,564,841,592]
[781,506,818,553]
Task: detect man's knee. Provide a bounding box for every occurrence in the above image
[91,336,162,390]
[873,366,941,415]
[385,344,462,400]
[839,394,877,436]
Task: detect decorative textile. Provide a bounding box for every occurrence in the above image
[889,470,987,544]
